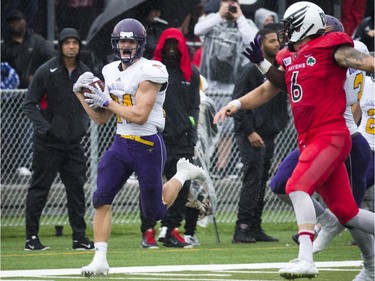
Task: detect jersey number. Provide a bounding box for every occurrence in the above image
[290,71,303,102]
[110,93,133,124]
[365,108,375,135]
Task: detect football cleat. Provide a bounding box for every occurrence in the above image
[177,158,206,182]
[81,260,109,277]
[279,259,318,279]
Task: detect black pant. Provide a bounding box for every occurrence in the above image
[235,134,275,230]
[140,146,193,233]
[25,142,88,240]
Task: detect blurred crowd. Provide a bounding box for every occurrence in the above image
[1,0,373,90]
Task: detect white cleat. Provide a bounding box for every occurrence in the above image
[81,260,109,277]
[184,235,200,246]
[313,210,345,254]
[353,258,375,281]
[177,158,207,182]
[279,259,318,279]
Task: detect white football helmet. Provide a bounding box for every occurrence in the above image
[282,1,326,43]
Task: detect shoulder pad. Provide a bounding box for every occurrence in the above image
[140,60,168,84]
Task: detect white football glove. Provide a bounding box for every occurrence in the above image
[73,72,95,93]
[84,85,109,109]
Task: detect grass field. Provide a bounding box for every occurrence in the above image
[1,222,363,280]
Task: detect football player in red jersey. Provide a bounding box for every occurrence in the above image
[214,2,374,279]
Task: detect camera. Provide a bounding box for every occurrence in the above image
[229,5,237,13]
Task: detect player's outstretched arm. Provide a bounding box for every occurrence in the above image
[335,46,375,73]
[213,80,280,124]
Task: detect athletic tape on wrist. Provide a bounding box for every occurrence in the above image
[256,60,272,75]
[227,99,241,110]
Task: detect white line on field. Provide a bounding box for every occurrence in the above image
[0,260,362,278]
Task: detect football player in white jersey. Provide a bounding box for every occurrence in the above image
[73,18,206,276]
[356,74,375,191]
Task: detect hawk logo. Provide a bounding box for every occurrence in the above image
[306,56,316,66]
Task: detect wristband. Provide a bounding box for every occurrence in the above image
[228,99,241,110]
[256,60,272,75]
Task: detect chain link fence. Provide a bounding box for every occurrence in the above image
[1,89,299,228]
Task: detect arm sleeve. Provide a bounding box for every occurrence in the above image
[22,68,50,135]
[237,16,259,45]
[194,13,223,36]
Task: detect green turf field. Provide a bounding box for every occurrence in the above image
[1,222,363,280]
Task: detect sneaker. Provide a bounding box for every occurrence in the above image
[177,158,206,182]
[279,259,319,279]
[313,210,345,254]
[81,259,109,277]
[249,230,279,242]
[24,235,50,251]
[163,228,193,248]
[141,228,159,249]
[232,224,256,243]
[72,237,94,250]
[158,226,167,242]
[353,258,375,281]
[184,234,200,246]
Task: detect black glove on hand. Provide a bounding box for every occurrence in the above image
[243,35,264,64]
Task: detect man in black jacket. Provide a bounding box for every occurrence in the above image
[140,28,201,248]
[22,28,94,251]
[232,28,289,243]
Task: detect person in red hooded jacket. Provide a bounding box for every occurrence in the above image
[139,28,201,249]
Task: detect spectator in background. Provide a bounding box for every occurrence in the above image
[340,0,367,36]
[140,28,201,249]
[22,28,94,251]
[194,0,258,178]
[1,62,19,89]
[353,14,374,52]
[56,0,104,39]
[1,10,53,89]
[137,0,168,59]
[254,8,278,29]
[231,28,289,243]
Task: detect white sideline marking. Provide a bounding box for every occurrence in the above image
[0,261,362,278]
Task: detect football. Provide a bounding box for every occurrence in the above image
[83,77,105,94]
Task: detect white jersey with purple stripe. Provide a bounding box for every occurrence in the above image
[359,76,375,151]
[344,41,368,135]
[102,57,168,136]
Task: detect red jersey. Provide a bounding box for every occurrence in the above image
[276,32,354,136]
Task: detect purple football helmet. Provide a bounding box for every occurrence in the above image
[111,18,147,65]
[325,15,344,33]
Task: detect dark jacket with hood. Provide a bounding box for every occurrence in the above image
[232,62,290,138]
[22,28,91,148]
[153,28,200,153]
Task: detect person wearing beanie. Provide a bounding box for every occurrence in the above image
[22,28,94,251]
